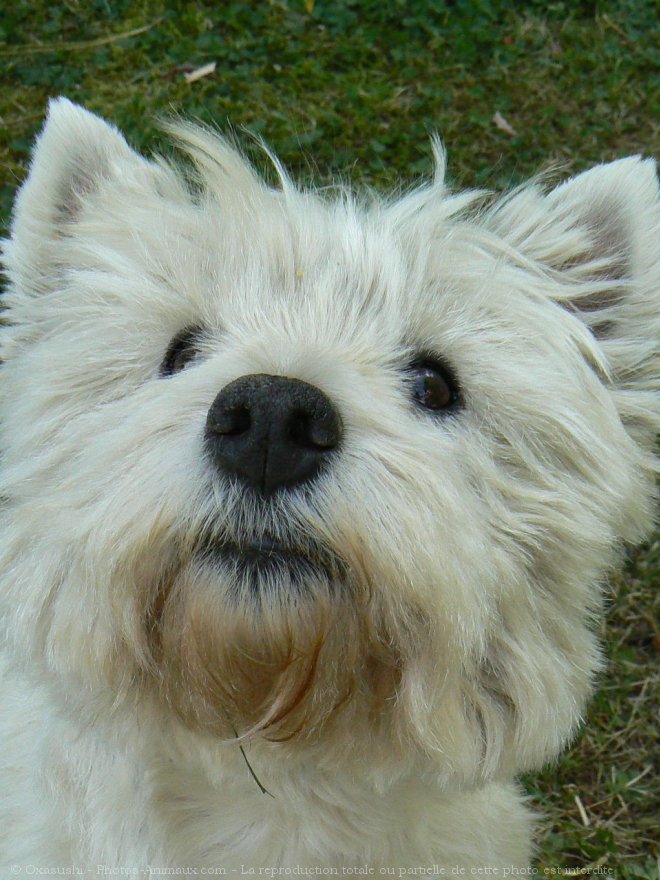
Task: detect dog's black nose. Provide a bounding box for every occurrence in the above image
[205,374,342,495]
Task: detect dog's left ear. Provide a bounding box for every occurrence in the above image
[4,98,164,296]
[489,158,660,446]
[545,158,659,327]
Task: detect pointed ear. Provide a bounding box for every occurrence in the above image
[489,158,659,316]
[549,159,659,412]
[5,98,155,295]
[545,157,659,305]
[487,158,660,449]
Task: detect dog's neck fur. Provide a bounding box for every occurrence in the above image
[2,660,533,867]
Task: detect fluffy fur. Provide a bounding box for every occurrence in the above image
[0,98,658,871]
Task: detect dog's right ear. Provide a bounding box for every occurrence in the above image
[4,98,160,296]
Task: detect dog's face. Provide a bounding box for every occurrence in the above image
[1,100,658,786]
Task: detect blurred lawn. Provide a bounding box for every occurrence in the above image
[1,1,658,876]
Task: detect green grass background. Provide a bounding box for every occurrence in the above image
[1,1,658,876]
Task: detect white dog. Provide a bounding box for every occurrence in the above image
[0,98,657,872]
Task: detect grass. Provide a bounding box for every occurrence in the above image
[1,1,658,876]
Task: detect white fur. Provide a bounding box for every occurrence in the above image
[0,98,658,872]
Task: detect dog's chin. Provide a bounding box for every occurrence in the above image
[146,527,406,745]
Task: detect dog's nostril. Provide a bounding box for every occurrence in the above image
[209,406,251,436]
[288,409,340,450]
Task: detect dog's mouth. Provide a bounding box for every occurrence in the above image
[198,532,345,594]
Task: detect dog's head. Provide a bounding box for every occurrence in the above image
[1,99,658,785]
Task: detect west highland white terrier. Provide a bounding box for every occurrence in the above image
[0,98,658,872]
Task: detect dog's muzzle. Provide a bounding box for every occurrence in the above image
[204,373,343,496]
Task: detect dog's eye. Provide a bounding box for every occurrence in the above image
[408,358,460,412]
[160,327,203,377]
